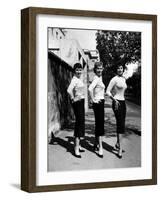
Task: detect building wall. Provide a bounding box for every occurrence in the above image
[84,50,100,84]
[48,28,66,58]
[48,52,74,137]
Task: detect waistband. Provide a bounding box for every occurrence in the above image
[114,99,125,102]
[73,98,85,103]
[93,99,104,104]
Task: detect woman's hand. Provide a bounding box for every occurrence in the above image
[114,99,120,110]
[90,98,100,104]
[71,98,74,103]
[93,99,101,104]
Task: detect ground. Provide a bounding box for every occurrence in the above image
[48,98,141,172]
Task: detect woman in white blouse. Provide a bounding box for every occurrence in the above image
[89,62,105,158]
[67,63,85,158]
[106,64,127,158]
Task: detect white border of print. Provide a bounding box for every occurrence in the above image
[36,14,152,186]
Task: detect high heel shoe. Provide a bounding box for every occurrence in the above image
[98,148,103,158]
[117,148,123,159]
[74,147,81,158]
[79,146,85,153]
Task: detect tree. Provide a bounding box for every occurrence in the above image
[126,65,141,105]
[96,30,141,104]
[96,30,141,69]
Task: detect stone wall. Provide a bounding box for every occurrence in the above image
[48,52,74,137]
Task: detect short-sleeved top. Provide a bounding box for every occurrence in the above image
[67,76,85,102]
[88,75,105,101]
[106,75,127,100]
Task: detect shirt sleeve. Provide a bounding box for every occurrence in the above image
[106,77,116,97]
[67,78,75,99]
[88,76,98,92]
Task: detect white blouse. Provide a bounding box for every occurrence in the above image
[67,76,85,102]
[106,75,127,100]
[88,75,105,101]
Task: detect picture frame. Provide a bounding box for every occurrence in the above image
[21,7,157,192]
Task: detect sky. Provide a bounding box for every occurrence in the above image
[65,29,97,50]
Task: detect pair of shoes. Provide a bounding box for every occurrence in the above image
[79,146,85,152]
[98,148,103,158]
[74,147,81,158]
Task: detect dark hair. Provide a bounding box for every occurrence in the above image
[113,63,126,74]
[73,63,83,71]
[93,61,103,74]
[117,64,125,69]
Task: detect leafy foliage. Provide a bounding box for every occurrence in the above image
[96,30,141,104]
[96,30,141,69]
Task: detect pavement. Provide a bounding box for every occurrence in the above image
[48,99,141,172]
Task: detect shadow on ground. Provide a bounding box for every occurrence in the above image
[50,129,122,159]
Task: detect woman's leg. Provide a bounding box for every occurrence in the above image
[98,136,103,156]
[115,133,120,149]
[112,100,122,157]
[93,101,104,157]
[79,137,85,152]
[114,101,126,158]
[72,100,85,158]
[118,101,126,157]
[74,137,81,157]
[116,133,123,158]
[79,100,85,152]
[93,103,99,149]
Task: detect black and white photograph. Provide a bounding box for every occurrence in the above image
[47,27,141,172]
[20,7,157,192]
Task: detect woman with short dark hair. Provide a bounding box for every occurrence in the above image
[88,62,105,158]
[106,64,127,158]
[67,63,85,158]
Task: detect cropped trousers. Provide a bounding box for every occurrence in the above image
[72,99,85,138]
[112,100,126,134]
[93,99,105,137]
